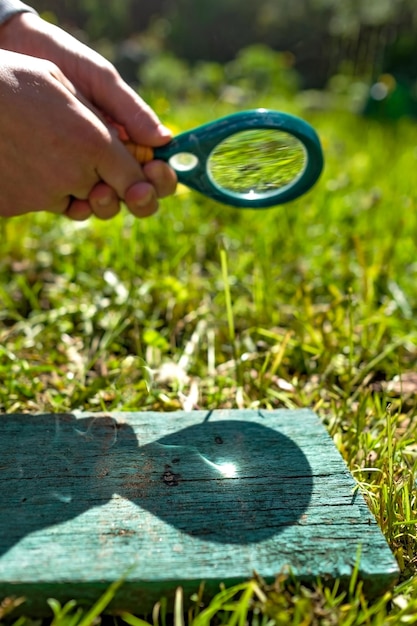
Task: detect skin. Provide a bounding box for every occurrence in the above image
[0,12,177,220]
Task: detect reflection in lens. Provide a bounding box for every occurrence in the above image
[207,129,306,198]
[169,152,199,172]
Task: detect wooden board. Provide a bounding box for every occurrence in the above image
[0,409,398,614]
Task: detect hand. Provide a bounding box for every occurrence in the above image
[0,13,177,219]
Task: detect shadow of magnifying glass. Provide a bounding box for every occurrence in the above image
[0,414,313,553]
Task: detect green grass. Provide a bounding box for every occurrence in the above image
[1,99,417,623]
[208,129,305,194]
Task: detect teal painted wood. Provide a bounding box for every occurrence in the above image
[0,409,398,614]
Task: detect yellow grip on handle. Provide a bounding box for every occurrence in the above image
[124,141,154,164]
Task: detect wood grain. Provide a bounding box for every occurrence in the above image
[0,409,398,614]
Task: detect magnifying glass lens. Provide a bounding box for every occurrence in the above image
[207,129,307,200]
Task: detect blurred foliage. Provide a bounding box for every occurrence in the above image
[225,46,299,96]
[28,0,417,90]
[138,46,299,104]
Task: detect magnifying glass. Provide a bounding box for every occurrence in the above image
[124,108,324,209]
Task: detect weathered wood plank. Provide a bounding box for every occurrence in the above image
[0,409,398,614]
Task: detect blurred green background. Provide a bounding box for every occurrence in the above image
[28,0,417,119]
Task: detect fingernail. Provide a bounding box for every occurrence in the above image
[135,189,154,208]
[159,124,173,138]
[97,196,112,207]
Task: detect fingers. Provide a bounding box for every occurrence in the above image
[87,65,173,147]
[19,21,176,220]
[64,173,171,222]
[56,79,177,221]
[63,184,121,221]
[121,90,173,147]
[54,64,177,219]
[64,198,92,221]
[31,24,177,218]
[123,161,178,218]
[142,160,178,199]
[55,78,174,219]
[125,182,159,218]
[62,144,177,222]
[93,128,175,207]
[88,182,120,219]
[48,66,155,219]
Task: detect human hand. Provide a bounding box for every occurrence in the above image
[0,13,177,219]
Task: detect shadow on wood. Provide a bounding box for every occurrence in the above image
[0,409,399,614]
[0,413,313,555]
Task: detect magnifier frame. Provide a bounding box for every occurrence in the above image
[153,108,324,208]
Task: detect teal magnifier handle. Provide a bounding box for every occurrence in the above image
[126,109,324,209]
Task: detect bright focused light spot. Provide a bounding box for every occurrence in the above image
[217,462,237,478]
[197,452,238,477]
